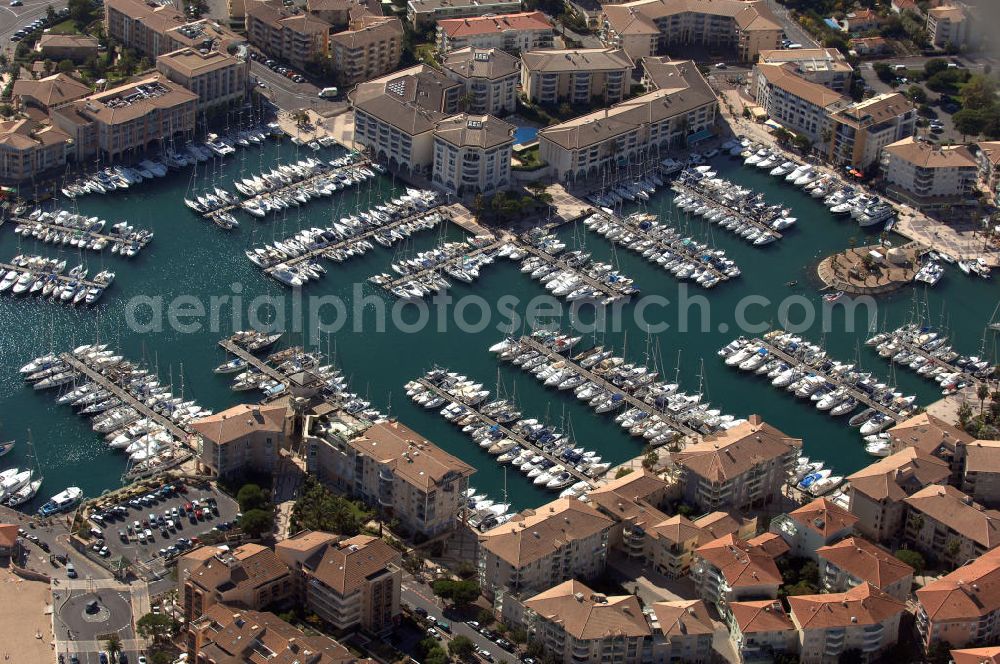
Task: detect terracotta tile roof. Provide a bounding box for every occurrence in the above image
[888,412,973,454]
[832,92,913,128]
[673,414,801,483]
[816,536,913,589]
[788,497,858,539]
[480,497,613,567]
[12,73,90,108]
[884,136,978,169]
[349,64,461,136]
[756,62,851,109]
[187,543,290,594]
[277,530,338,552]
[757,47,852,73]
[157,47,244,77]
[951,647,1000,664]
[846,447,950,502]
[523,579,650,640]
[0,524,18,548]
[521,48,633,74]
[789,583,905,630]
[917,548,1000,622]
[194,604,369,663]
[650,514,702,544]
[695,533,783,588]
[692,511,756,541]
[304,535,400,595]
[433,113,514,150]
[729,599,794,634]
[347,420,475,490]
[978,141,1000,167]
[70,74,197,125]
[587,469,671,529]
[929,4,965,21]
[747,532,790,558]
[903,484,1000,549]
[330,15,402,48]
[649,599,714,638]
[438,11,552,38]
[37,34,99,49]
[191,400,288,446]
[602,0,780,36]
[539,59,715,152]
[442,47,520,80]
[965,439,1000,474]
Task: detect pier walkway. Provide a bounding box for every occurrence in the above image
[265,206,448,274]
[205,159,370,219]
[515,337,702,439]
[1,261,103,289]
[414,376,590,484]
[217,339,291,385]
[746,337,898,418]
[11,217,148,254]
[672,182,783,240]
[58,353,192,441]
[518,244,625,300]
[890,336,978,384]
[380,239,505,291]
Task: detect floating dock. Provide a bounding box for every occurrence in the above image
[518,244,630,301]
[11,217,150,255]
[672,182,783,241]
[377,239,505,293]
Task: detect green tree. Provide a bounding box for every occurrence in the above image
[838,649,864,664]
[924,58,949,77]
[104,634,122,661]
[792,135,813,152]
[978,382,990,417]
[237,483,268,511]
[907,85,927,104]
[67,0,94,25]
[136,612,179,643]
[432,578,481,606]
[448,635,476,659]
[291,477,372,535]
[46,5,57,23]
[962,74,998,111]
[57,59,75,74]
[615,467,634,479]
[894,548,925,575]
[240,508,274,537]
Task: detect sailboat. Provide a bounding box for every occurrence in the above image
[0,440,13,457]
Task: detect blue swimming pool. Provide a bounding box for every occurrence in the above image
[514,127,538,144]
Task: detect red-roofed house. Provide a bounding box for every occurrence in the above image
[728,599,797,663]
[770,497,858,560]
[816,536,914,600]
[952,647,1000,664]
[692,533,787,613]
[436,12,554,53]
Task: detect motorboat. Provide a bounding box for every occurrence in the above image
[38,486,82,516]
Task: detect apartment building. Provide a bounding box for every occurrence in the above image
[11,73,91,111]
[407,0,522,29]
[36,34,99,62]
[245,0,331,69]
[186,604,362,664]
[903,484,1000,566]
[963,440,1000,507]
[584,469,675,559]
[305,417,474,538]
[50,74,197,162]
[756,48,853,92]
[846,447,951,543]
[329,14,404,85]
[648,600,716,663]
[753,62,851,145]
[275,532,402,635]
[431,113,513,196]
[649,512,757,578]
[881,136,978,207]
[978,141,1000,204]
[189,400,290,479]
[770,497,858,561]
[156,47,248,112]
[788,583,906,664]
[827,93,916,170]
[952,647,1000,664]
[520,580,651,664]
[478,497,612,603]
[306,0,372,26]
[691,533,787,613]
[520,48,633,106]
[0,119,70,184]
[539,58,717,182]
[926,4,969,48]
[441,47,519,116]
[600,0,781,64]
[179,543,293,621]
[887,411,974,481]
[105,0,243,59]
[349,64,462,176]
[728,600,798,664]
[816,536,914,600]
[436,11,554,53]
[916,547,1000,650]
[673,414,801,513]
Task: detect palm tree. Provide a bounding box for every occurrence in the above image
[978,382,990,417]
[105,634,123,661]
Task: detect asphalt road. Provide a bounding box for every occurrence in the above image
[0,0,67,41]
[250,61,345,115]
[764,0,818,48]
[400,579,518,664]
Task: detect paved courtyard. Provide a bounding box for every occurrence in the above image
[0,568,53,663]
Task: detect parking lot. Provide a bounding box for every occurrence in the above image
[84,480,241,573]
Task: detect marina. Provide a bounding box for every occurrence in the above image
[0,255,115,305]
[518,230,638,303]
[491,331,743,442]
[866,323,993,392]
[216,331,338,398]
[581,210,738,288]
[405,369,604,489]
[369,235,506,299]
[719,330,920,437]
[11,210,154,257]
[671,169,788,246]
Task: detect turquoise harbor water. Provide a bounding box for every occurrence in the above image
[0,140,997,512]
